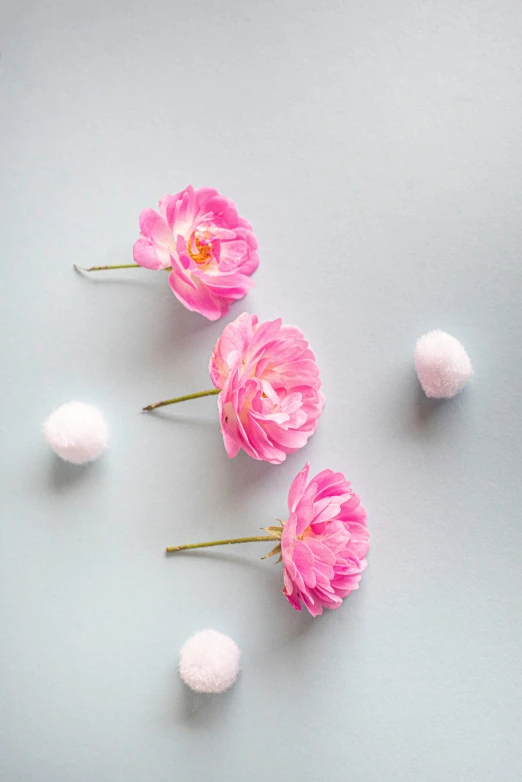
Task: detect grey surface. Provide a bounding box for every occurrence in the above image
[1,1,522,780]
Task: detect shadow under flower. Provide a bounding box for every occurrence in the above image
[73,262,217,351]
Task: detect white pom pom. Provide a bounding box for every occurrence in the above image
[415,330,473,399]
[179,630,241,694]
[43,402,108,464]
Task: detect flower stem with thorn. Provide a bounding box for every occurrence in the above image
[74,264,172,272]
[143,388,220,412]
[166,523,284,560]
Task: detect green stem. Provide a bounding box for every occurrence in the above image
[166,536,276,553]
[74,264,172,272]
[142,388,220,412]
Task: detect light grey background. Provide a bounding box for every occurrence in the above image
[1,1,521,780]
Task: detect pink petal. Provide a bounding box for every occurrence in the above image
[168,268,226,321]
[133,237,171,270]
[139,208,173,246]
[288,464,310,513]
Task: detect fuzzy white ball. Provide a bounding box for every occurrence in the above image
[43,402,108,464]
[415,330,473,399]
[179,630,241,694]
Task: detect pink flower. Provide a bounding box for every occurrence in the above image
[281,463,369,616]
[209,313,324,464]
[133,186,259,320]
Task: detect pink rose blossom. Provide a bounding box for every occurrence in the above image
[281,463,369,616]
[209,313,324,464]
[165,462,368,616]
[133,186,259,320]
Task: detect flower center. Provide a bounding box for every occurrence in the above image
[187,231,213,265]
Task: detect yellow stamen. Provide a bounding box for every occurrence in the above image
[187,231,213,265]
